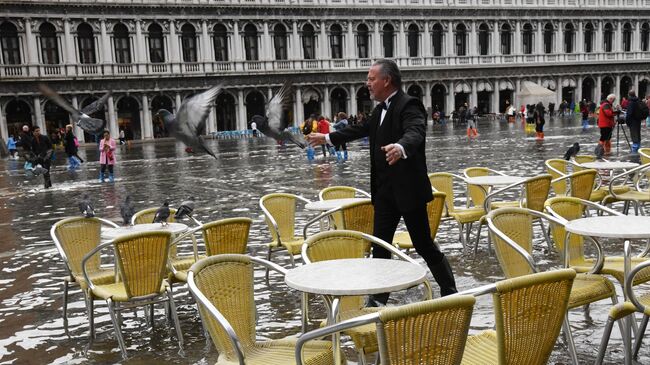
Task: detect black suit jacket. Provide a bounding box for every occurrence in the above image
[329,90,432,212]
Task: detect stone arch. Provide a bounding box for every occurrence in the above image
[330,86,348,114]
[4,99,33,138]
[116,95,142,140]
[215,91,237,131]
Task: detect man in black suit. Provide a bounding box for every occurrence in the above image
[306,59,457,303]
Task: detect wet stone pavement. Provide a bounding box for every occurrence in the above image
[0,116,647,364]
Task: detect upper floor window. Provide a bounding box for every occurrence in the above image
[432,23,444,57]
[77,23,96,64]
[522,23,533,55]
[564,23,574,53]
[113,23,131,64]
[455,23,467,56]
[181,24,197,62]
[478,23,489,55]
[622,22,632,52]
[301,24,315,60]
[383,24,394,58]
[357,24,369,59]
[273,24,288,60]
[148,23,165,63]
[0,22,21,65]
[40,22,59,64]
[603,23,613,52]
[642,23,649,52]
[584,23,594,53]
[543,23,553,54]
[407,24,419,57]
[500,23,511,55]
[330,24,343,59]
[243,24,258,61]
[213,24,228,61]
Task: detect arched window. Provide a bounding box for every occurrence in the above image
[500,23,511,55]
[0,22,20,64]
[357,24,369,59]
[642,23,650,52]
[584,23,594,53]
[113,23,131,64]
[455,23,467,56]
[432,23,443,57]
[383,24,394,57]
[603,23,613,52]
[244,24,258,61]
[407,24,419,57]
[522,23,533,54]
[622,22,632,52]
[213,24,228,61]
[40,22,59,64]
[181,24,197,62]
[543,23,554,54]
[478,23,489,55]
[564,23,574,53]
[148,23,165,63]
[77,23,96,64]
[330,24,343,59]
[273,24,287,60]
[301,24,315,60]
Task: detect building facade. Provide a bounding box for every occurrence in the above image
[1,0,650,142]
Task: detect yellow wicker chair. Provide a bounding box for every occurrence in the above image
[82,231,183,358]
[392,192,446,251]
[131,207,177,225]
[302,199,374,238]
[319,186,371,229]
[486,207,618,364]
[50,216,119,330]
[296,295,476,365]
[602,163,650,215]
[573,155,597,171]
[546,158,570,195]
[550,169,605,202]
[260,193,311,277]
[461,269,576,365]
[300,230,431,363]
[187,254,336,365]
[428,172,485,250]
[169,217,253,283]
[463,167,507,208]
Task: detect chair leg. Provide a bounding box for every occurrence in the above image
[473,221,483,256]
[633,314,649,359]
[149,303,155,329]
[289,252,296,267]
[538,218,553,251]
[265,246,272,282]
[357,349,367,365]
[62,280,69,330]
[167,289,185,352]
[595,316,616,365]
[562,317,579,365]
[107,299,128,359]
[87,292,95,341]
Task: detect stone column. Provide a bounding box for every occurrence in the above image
[536,21,543,54]
[471,80,478,107]
[134,20,146,72]
[107,95,118,137]
[100,19,113,64]
[423,21,431,58]
[492,21,500,55]
[596,21,603,53]
[615,21,622,52]
[349,85,357,115]
[320,21,328,59]
[71,96,85,142]
[469,21,477,56]
[323,86,331,118]
[373,21,381,57]
[24,19,39,68]
[514,21,521,54]
[596,74,603,102]
[142,94,152,139]
[615,74,621,99]
[291,21,299,60]
[175,93,182,113]
[262,22,271,60]
[0,103,7,143]
[63,19,77,75]
[555,21,563,53]
[398,21,406,57]
[233,21,242,61]
[634,21,641,52]
[424,81,432,111]
[576,21,584,53]
[557,76,563,105]
[169,20,181,72]
[514,78,520,109]
[202,20,213,62]
[576,76,583,103]
[208,106,217,133]
[447,21,454,56]
[33,97,45,134]
[447,81,455,113]
[295,87,304,123]
[492,80,500,113]
[635,74,640,94]
[267,87,273,105]
[237,89,246,130]
[346,21,354,59]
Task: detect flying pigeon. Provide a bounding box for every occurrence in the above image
[174,197,195,220]
[594,143,605,160]
[39,84,110,134]
[156,86,222,159]
[119,195,135,226]
[563,142,580,161]
[152,201,170,226]
[249,82,306,149]
[78,194,95,218]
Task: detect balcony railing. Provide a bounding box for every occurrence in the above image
[2,51,649,80]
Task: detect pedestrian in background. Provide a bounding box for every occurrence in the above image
[7,135,17,159]
[333,112,349,161]
[99,130,116,183]
[30,126,53,189]
[64,124,82,169]
[598,94,617,154]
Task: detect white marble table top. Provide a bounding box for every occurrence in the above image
[102,222,188,240]
[465,175,527,186]
[565,216,650,239]
[580,161,639,170]
[285,258,427,296]
[304,198,371,211]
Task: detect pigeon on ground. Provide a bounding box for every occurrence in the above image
[174,197,195,220]
[156,86,223,159]
[152,201,170,226]
[78,194,95,218]
[39,84,111,134]
[120,195,136,226]
[249,82,306,149]
[595,143,605,160]
[563,142,580,160]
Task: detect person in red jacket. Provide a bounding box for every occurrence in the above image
[317,116,334,157]
[597,94,617,154]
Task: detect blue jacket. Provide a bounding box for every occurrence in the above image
[7,137,16,150]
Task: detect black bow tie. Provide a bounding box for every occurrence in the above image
[378,102,388,110]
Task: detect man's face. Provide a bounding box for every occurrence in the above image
[33,129,41,137]
[366,65,390,102]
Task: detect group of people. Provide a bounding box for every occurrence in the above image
[300,112,368,161]
[597,90,650,154]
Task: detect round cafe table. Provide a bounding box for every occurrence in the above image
[304,198,370,211]
[285,258,427,365]
[102,222,189,240]
[579,161,639,170]
[465,175,527,187]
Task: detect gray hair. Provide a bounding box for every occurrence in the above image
[607,94,616,102]
[373,59,402,88]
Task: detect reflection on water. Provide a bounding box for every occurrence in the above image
[0,117,644,364]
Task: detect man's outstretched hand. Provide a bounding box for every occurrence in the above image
[381,144,403,165]
[305,133,326,147]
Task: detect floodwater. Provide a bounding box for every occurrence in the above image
[0,115,646,364]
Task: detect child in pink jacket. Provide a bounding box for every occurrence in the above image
[99,130,116,182]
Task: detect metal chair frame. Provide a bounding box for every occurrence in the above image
[318,186,371,200]
[607,162,650,216]
[302,199,373,238]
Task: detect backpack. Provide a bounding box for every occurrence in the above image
[635,100,649,121]
[301,120,313,135]
[73,137,79,147]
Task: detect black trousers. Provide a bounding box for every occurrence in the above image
[600,127,613,142]
[371,186,457,303]
[628,119,641,144]
[41,159,51,188]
